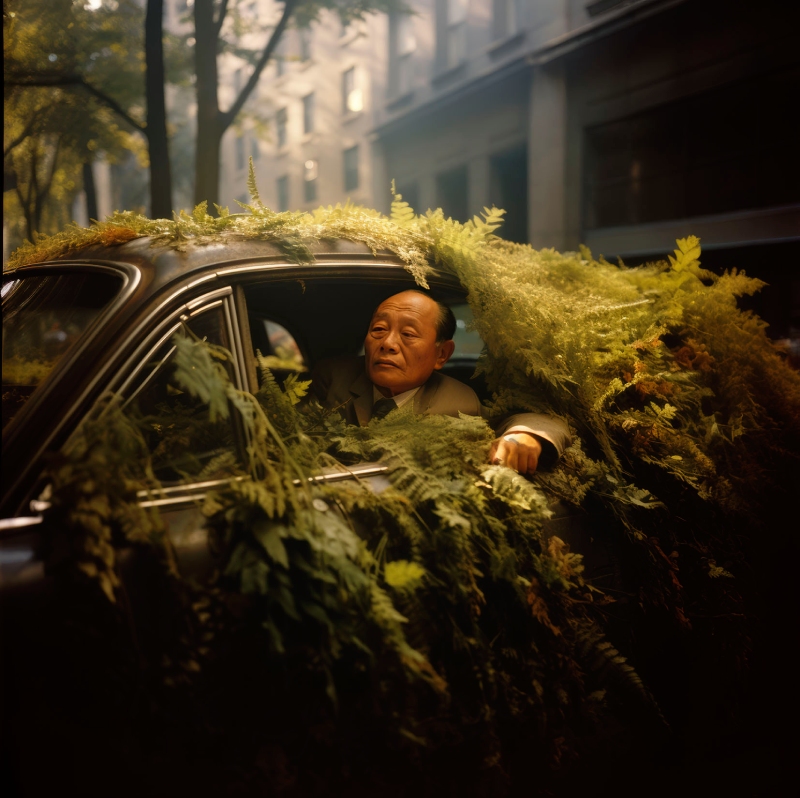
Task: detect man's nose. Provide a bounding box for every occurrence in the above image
[380,330,400,351]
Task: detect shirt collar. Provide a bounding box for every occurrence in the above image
[372,384,420,409]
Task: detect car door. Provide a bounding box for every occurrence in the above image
[0,284,251,593]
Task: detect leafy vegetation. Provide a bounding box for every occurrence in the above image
[3,0,151,241]
[16,178,800,793]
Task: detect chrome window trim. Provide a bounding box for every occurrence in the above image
[106,288,239,397]
[135,464,390,509]
[222,297,244,389]
[188,299,223,316]
[186,286,232,310]
[117,324,182,402]
[0,516,43,532]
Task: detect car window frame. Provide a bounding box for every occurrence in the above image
[1,262,141,518]
[108,286,252,505]
[1,262,140,436]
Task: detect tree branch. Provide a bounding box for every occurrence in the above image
[4,73,147,134]
[40,134,63,201]
[220,0,299,131]
[213,0,230,38]
[3,114,36,160]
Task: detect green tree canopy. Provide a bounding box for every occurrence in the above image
[4,0,148,242]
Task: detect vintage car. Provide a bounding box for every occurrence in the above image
[1,237,602,597]
[6,226,778,796]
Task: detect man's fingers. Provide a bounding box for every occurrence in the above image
[489,434,542,474]
[491,438,512,468]
[491,437,518,470]
[505,441,519,472]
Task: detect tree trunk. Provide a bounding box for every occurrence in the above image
[82,161,98,222]
[193,0,222,208]
[145,0,173,218]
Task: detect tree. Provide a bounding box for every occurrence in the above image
[3,0,152,241]
[144,0,172,217]
[191,0,405,208]
[4,0,178,226]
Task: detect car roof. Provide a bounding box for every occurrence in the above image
[4,236,465,309]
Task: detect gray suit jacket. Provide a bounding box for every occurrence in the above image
[310,356,571,466]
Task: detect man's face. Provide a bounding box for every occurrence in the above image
[364,291,455,397]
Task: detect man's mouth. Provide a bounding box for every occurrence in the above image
[373,360,400,368]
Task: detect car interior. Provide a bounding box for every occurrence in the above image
[242,276,490,402]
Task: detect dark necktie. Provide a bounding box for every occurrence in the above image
[372,397,398,421]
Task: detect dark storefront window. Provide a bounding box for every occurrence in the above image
[584,68,800,229]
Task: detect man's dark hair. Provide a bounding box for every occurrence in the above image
[432,297,457,343]
[373,290,456,342]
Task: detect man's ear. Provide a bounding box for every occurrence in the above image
[434,339,456,369]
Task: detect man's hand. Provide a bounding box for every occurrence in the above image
[489,432,543,475]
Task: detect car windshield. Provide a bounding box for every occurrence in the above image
[2,271,122,429]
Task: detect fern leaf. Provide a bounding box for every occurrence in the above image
[247,156,262,207]
[668,235,701,272]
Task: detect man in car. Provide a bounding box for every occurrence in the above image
[309,290,570,474]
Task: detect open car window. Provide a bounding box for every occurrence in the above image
[2,272,122,429]
[450,303,483,360]
[249,317,306,383]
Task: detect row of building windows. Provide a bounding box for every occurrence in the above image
[238,3,526,108]
[258,145,360,210]
[266,68,361,155]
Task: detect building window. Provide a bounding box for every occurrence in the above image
[583,70,799,229]
[303,159,318,202]
[251,135,260,161]
[436,165,468,222]
[493,0,519,39]
[299,29,311,62]
[276,107,287,148]
[390,13,416,96]
[343,145,359,192]
[342,67,363,114]
[235,133,245,171]
[275,39,286,77]
[446,0,467,69]
[302,93,315,135]
[277,175,289,212]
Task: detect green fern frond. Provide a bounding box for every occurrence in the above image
[574,624,668,727]
[247,156,262,207]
